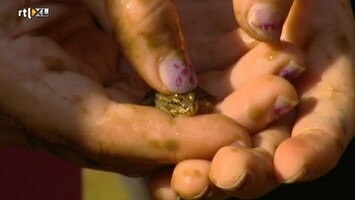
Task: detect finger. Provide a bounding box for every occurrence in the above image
[199,42,305,98]
[0,114,166,175]
[274,28,355,182]
[0,36,250,164]
[107,0,197,94]
[171,160,211,199]
[209,113,294,199]
[149,170,179,200]
[175,0,259,71]
[281,0,350,47]
[189,29,258,73]
[215,75,298,134]
[171,159,229,200]
[233,0,293,42]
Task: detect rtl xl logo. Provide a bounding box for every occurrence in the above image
[18,7,50,19]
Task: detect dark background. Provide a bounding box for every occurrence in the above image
[0,148,81,200]
[254,139,355,200]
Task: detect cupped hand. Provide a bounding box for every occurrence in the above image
[0,0,252,175]
[149,0,355,199]
[274,0,355,183]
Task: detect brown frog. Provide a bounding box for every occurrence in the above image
[142,87,215,117]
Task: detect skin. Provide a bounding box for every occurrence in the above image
[0,0,295,176]
[0,0,294,175]
[0,0,254,175]
[149,0,355,199]
[1,0,353,199]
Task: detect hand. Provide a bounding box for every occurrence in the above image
[0,0,252,175]
[149,0,355,199]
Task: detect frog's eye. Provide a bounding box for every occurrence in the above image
[171,99,179,104]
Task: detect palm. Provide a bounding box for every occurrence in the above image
[0,1,150,173]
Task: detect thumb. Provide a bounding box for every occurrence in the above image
[233,0,293,42]
[107,0,197,94]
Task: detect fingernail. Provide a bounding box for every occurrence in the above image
[284,166,311,183]
[279,60,306,80]
[273,96,298,117]
[236,173,253,191]
[192,185,210,199]
[159,51,198,93]
[176,186,209,200]
[247,3,285,41]
[218,171,252,191]
[154,188,180,200]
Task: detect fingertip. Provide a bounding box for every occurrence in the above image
[214,42,305,98]
[273,137,311,183]
[274,133,344,183]
[171,160,211,199]
[246,3,284,42]
[209,146,250,190]
[233,0,293,42]
[159,51,198,94]
[216,75,298,133]
[209,146,278,199]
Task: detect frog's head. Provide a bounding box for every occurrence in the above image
[155,91,199,117]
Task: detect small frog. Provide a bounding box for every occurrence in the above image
[142,87,215,117]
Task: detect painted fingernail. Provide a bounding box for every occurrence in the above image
[273,96,298,117]
[159,51,198,93]
[285,166,311,183]
[247,3,285,41]
[279,60,306,80]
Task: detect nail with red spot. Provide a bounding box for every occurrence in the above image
[247,3,285,41]
[159,51,197,93]
[273,96,298,117]
[278,60,306,80]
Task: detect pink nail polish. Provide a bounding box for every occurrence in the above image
[159,52,197,93]
[247,3,285,41]
[279,60,306,80]
[273,96,298,117]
